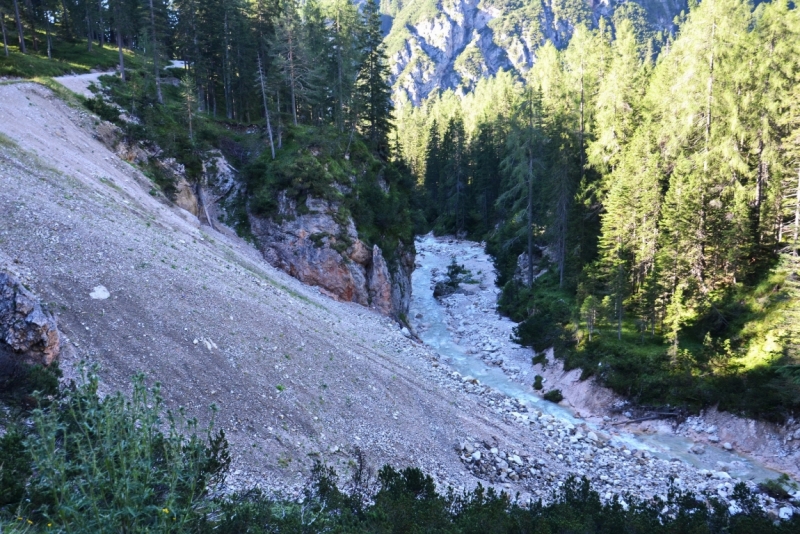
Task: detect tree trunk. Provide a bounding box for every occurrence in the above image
[794,166,800,256]
[579,59,585,183]
[527,147,534,287]
[526,93,535,287]
[148,0,163,104]
[97,0,104,47]
[85,0,92,51]
[23,0,36,51]
[704,22,716,175]
[116,27,125,81]
[257,53,276,160]
[12,0,24,53]
[1,9,9,57]
[276,88,283,148]
[288,26,298,126]
[60,0,71,39]
[45,11,51,59]
[335,8,344,132]
[223,10,232,120]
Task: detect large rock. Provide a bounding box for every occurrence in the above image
[368,245,393,315]
[0,272,60,366]
[249,196,413,318]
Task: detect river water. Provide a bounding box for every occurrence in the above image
[410,234,780,484]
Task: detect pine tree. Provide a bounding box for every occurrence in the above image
[355,0,392,156]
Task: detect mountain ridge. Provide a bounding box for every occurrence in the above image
[381,0,687,103]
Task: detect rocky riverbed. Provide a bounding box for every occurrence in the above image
[409,233,800,518]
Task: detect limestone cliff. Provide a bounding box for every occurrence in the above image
[248,195,413,318]
[383,0,687,104]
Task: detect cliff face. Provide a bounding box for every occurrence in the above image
[0,271,61,367]
[383,0,687,104]
[249,195,413,318]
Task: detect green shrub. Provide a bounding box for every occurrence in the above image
[0,429,31,508]
[759,474,796,500]
[533,375,544,390]
[18,372,229,531]
[543,389,564,403]
[1,371,797,533]
[0,357,61,409]
[84,95,120,123]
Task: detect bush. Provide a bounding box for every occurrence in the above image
[17,372,229,531]
[84,95,120,123]
[0,355,61,409]
[533,375,544,390]
[543,389,564,403]
[1,371,798,533]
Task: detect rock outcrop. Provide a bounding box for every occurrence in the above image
[249,196,413,318]
[0,271,60,366]
[385,0,687,104]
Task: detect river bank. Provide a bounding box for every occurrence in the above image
[409,233,800,518]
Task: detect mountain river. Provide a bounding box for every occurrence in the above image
[410,233,781,484]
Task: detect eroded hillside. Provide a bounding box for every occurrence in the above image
[0,81,535,494]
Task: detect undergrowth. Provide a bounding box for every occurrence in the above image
[1,369,798,533]
[0,35,140,78]
[496,251,800,422]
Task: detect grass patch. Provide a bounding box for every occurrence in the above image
[0,36,140,79]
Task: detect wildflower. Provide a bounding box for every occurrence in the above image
[27,520,33,525]
[162,508,170,514]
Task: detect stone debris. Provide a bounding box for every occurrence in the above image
[90,285,110,300]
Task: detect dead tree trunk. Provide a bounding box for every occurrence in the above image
[257,53,276,160]
[12,0,25,53]
[148,0,163,104]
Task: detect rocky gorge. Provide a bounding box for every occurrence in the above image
[409,233,800,519]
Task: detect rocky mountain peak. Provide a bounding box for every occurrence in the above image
[383,0,687,104]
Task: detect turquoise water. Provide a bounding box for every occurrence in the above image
[411,234,782,484]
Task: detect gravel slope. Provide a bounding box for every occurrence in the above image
[0,81,551,498]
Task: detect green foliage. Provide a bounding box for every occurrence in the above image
[397,0,800,421]
[0,357,61,409]
[543,389,564,403]
[83,95,120,122]
[0,42,139,79]
[11,372,230,531]
[759,474,797,500]
[532,374,544,390]
[244,124,415,257]
[1,373,798,532]
[0,428,31,508]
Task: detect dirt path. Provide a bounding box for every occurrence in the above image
[53,71,110,98]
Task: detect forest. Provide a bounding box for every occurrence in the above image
[1,0,418,271]
[397,0,800,420]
